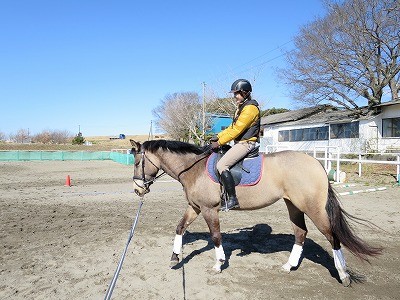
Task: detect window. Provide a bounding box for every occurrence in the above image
[278,130,289,142]
[330,122,359,138]
[303,128,312,141]
[316,126,329,140]
[292,129,304,141]
[382,118,400,137]
[278,126,329,142]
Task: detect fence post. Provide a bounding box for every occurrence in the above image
[328,151,332,171]
[336,147,340,183]
[358,153,362,177]
[397,154,400,183]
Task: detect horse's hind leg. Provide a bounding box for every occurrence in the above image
[308,208,350,286]
[332,247,350,286]
[170,205,200,267]
[315,223,349,284]
[282,199,308,272]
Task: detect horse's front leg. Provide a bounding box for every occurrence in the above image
[202,207,225,273]
[170,205,200,267]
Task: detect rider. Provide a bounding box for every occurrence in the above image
[210,79,261,211]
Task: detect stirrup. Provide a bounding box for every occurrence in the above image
[220,197,239,212]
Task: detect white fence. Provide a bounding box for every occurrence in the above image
[265,145,400,183]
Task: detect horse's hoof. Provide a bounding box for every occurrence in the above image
[211,262,223,273]
[170,252,179,268]
[281,262,292,273]
[170,260,179,268]
[210,266,222,274]
[341,275,351,287]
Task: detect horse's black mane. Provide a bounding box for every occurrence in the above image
[142,139,205,155]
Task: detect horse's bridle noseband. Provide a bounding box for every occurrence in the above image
[132,150,165,193]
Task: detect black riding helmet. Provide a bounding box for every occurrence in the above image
[230,79,252,93]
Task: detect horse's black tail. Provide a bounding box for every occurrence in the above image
[326,184,383,262]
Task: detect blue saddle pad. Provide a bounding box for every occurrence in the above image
[206,153,263,186]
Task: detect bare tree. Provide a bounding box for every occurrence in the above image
[32,130,52,144]
[51,130,73,144]
[9,129,30,143]
[153,92,213,144]
[32,130,73,144]
[281,0,400,111]
[0,131,5,141]
[207,97,236,117]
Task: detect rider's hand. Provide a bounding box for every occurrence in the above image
[211,141,220,149]
[210,135,219,142]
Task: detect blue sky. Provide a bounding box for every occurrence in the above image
[0,0,325,136]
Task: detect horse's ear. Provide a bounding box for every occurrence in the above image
[130,139,141,153]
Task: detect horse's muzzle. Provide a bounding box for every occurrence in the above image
[133,179,149,197]
[134,187,148,197]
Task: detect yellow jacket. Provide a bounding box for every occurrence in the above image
[217,103,260,145]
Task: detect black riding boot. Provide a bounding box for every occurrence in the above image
[219,170,239,211]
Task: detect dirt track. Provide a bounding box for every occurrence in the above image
[1,161,399,299]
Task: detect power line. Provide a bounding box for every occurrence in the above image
[229,40,294,73]
[237,49,295,75]
[207,40,295,88]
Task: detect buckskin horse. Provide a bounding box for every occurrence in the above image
[129,139,381,286]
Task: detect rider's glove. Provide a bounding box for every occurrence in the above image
[210,135,219,142]
[211,141,220,149]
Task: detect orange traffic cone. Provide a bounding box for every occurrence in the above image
[65,175,71,187]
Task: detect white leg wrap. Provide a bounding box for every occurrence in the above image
[333,249,348,280]
[288,244,303,267]
[212,245,225,273]
[173,234,183,254]
[215,245,226,262]
[282,244,303,272]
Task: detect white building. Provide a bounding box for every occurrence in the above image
[260,100,400,154]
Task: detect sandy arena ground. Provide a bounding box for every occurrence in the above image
[0,160,399,299]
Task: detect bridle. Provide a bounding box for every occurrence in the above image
[132,145,213,194]
[132,149,166,193]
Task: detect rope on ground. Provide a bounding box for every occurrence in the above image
[104,199,144,300]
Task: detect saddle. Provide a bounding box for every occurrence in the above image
[206,145,263,186]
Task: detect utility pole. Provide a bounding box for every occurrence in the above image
[148,120,153,141]
[202,82,206,145]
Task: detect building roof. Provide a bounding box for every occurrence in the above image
[375,99,400,107]
[261,105,371,127]
[207,113,231,118]
[261,105,328,125]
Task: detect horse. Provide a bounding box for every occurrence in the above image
[129,139,382,286]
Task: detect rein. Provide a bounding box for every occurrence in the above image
[133,147,212,189]
[176,151,211,180]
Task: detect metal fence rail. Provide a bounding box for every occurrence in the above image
[312,146,400,183]
[264,145,400,183]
